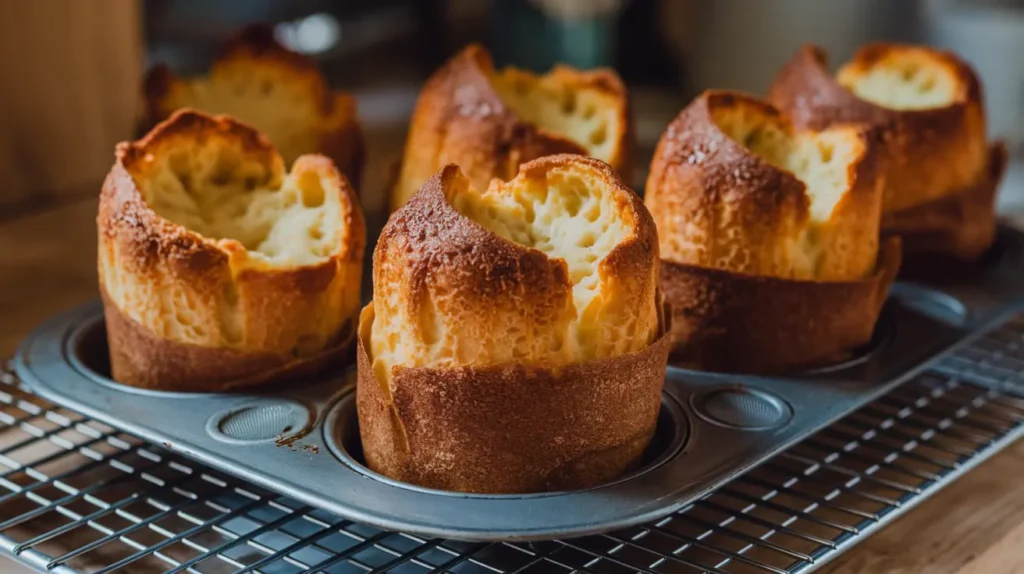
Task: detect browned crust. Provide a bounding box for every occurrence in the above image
[662,237,901,374]
[883,142,1006,262]
[768,43,989,215]
[377,155,659,358]
[143,24,364,189]
[122,107,279,170]
[391,43,632,212]
[355,301,671,494]
[98,109,365,391]
[644,90,884,280]
[101,288,354,392]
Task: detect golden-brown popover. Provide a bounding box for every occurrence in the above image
[646,91,900,373]
[769,43,1003,259]
[390,43,632,213]
[358,154,669,494]
[144,25,364,189]
[647,91,886,282]
[98,109,365,391]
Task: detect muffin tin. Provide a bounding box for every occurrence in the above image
[14,224,1024,542]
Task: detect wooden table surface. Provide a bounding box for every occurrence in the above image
[3,198,1024,574]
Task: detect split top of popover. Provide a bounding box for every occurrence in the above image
[769,43,987,213]
[373,154,659,377]
[144,25,363,186]
[99,109,364,353]
[646,91,884,282]
[391,44,630,211]
[488,58,624,169]
[835,44,975,111]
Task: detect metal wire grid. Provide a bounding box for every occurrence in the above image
[1,317,1023,574]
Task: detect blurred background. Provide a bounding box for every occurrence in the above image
[1,0,1022,220]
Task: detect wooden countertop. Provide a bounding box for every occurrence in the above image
[3,196,1024,574]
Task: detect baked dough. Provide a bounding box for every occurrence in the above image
[769,43,1000,259]
[647,90,885,282]
[98,109,365,391]
[391,44,631,212]
[144,25,364,189]
[646,91,898,373]
[358,154,668,493]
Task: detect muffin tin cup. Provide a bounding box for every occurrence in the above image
[14,225,1024,541]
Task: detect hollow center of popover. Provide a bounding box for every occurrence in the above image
[490,70,618,164]
[711,105,862,224]
[449,163,631,316]
[837,51,959,110]
[134,143,342,265]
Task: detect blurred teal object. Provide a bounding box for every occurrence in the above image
[491,0,624,71]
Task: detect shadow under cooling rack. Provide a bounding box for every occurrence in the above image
[0,317,1024,573]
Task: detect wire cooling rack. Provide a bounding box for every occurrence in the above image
[1,317,1024,574]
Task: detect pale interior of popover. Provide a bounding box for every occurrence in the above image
[132,138,343,266]
[713,105,861,225]
[164,63,333,165]
[450,164,631,320]
[489,69,620,164]
[836,51,959,110]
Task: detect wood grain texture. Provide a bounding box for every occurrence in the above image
[819,439,1024,574]
[0,0,142,208]
[1,199,1023,572]
[0,197,98,356]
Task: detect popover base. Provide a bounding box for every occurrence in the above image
[101,289,353,392]
[662,238,901,374]
[882,142,1006,261]
[356,302,671,494]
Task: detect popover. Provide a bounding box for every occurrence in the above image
[390,43,631,212]
[358,154,669,494]
[98,109,365,391]
[647,91,885,282]
[769,43,1003,259]
[646,91,900,373]
[144,25,364,189]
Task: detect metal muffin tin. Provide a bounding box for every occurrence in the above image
[15,224,1024,542]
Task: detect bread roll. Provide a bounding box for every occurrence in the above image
[769,43,1003,260]
[358,154,669,493]
[646,91,899,373]
[144,25,364,189]
[98,109,365,391]
[390,43,631,213]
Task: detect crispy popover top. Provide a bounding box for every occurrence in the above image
[391,44,630,211]
[769,43,987,213]
[646,91,884,282]
[372,154,659,381]
[144,25,362,183]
